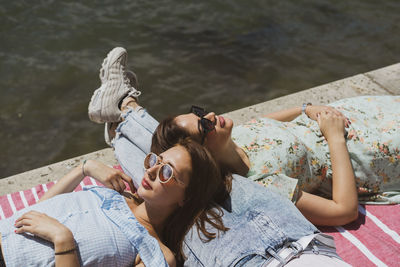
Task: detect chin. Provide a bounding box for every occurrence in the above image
[136,186,145,199]
[224,119,234,136]
[225,117,234,130]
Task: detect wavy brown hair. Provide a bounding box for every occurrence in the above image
[152,116,232,205]
[152,129,231,266]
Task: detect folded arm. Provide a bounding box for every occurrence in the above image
[295,111,358,226]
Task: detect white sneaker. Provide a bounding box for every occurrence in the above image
[104,70,140,146]
[88,47,141,123]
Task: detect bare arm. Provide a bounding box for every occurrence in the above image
[295,111,358,226]
[265,105,349,127]
[40,160,135,202]
[39,165,85,202]
[15,211,80,266]
[264,106,303,122]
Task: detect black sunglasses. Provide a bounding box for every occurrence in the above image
[190,105,216,144]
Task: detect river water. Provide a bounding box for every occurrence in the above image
[1,0,399,178]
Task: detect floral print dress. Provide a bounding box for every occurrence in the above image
[231,96,400,204]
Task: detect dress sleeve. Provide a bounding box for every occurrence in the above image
[250,173,300,203]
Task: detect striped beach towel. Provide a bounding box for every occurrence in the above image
[1,169,399,266]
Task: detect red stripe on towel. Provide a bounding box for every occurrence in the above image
[320,205,400,267]
[47,181,56,191]
[74,184,83,192]
[365,204,400,233]
[322,228,376,267]
[82,176,94,186]
[345,212,400,265]
[23,189,37,206]
[35,184,46,199]
[0,195,13,218]
[11,192,25,211]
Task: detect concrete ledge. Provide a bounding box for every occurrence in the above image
[0,149,118,196]
[1,63,399,195]
[225,66,394,124]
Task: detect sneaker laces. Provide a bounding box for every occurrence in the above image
[123,72,141,98]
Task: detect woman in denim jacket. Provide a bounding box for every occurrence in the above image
[1,139,229,267]
[87,47,352,266]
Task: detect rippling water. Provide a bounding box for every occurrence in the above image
[1,0,399,178]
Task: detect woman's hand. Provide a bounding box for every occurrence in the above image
[297,109,358,226]
[15,211,80,266]
[84,160,135,193]
[15,211,73,244]
[316,110,347,142]
[307,105,350,127]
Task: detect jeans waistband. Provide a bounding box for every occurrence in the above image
[265,234,340,267]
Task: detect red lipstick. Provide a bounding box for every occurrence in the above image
[219,116,225,128]
[141,178,152,190]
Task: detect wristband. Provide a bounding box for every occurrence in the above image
[82,159,87,177]
[302,103,312,116]
[55,247,76,255]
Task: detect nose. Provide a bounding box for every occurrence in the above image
[204,112,216,123]
[146,165,159,181]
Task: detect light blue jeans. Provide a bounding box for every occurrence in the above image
[112,107,343,266]
[113,107,158,189]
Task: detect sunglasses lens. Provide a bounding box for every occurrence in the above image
[159,164,173,182]
[145,153,157,169]
[201,118,215,131]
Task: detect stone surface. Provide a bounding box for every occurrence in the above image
[225,72,390,125]
[0,148,117,196]
[1,63,399,195]
[364,63,400,95]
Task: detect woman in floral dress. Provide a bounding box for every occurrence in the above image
[232,96,400,205]
[150,95,400,226]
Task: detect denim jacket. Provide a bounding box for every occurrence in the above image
[113,109,319,266]
[183,175,319,266]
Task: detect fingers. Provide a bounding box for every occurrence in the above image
[330,107,342,117]
[15,210,41,223]
[117,179,126,193]
[92,165,133,193]
[316,113,321,125]
[15,225,30,234]
[15,218,31,229]
[15,211,43,233]
[110,179,123,193]
[318,110,345,126]
[321,110,347,129]
[120,172,136,193]
[328,107,351,127]
[109,170,134,193]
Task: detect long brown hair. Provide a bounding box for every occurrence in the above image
[152,135,230,266]
[152,116,232,204]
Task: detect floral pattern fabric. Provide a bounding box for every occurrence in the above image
[232,96,400,204]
